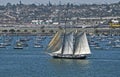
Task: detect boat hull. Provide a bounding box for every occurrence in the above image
[52,55,87,59]
[14,47,23,49]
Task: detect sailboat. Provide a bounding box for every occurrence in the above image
[47,30,91,59]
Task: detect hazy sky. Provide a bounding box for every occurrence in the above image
[0,0,120,5]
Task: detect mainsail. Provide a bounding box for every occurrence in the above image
[62,32,74,55]
[74,32,91,55]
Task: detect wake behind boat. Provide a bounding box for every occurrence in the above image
[46,30,91,59]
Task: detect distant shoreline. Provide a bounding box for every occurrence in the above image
[0,26,120,36]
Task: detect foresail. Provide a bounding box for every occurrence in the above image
[74,32,91,55]
[47,31,62,52]
[62,32,74,55]
[52,46,62,54]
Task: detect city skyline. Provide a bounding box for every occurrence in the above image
[0,0,120,5]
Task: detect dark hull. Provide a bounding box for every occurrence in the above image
[52,55,87,59]
[14,47,23,49]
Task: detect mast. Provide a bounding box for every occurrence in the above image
[61,8,68,55]
[61,30,65,54]
[73,29,78,55]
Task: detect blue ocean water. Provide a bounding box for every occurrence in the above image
[0,35,120,77]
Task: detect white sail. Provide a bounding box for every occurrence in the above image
[74,32,91,55]
[62,32,74,55]
[52,46,62,54]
